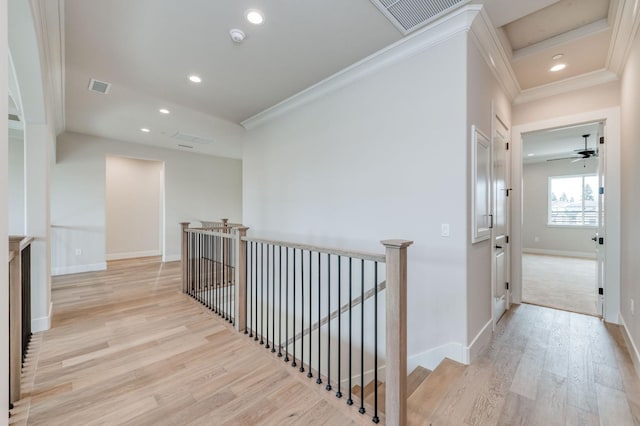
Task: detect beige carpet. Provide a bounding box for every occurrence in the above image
[522,253,598,316]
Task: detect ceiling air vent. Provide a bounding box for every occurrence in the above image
[8,113,20,122]
[370,0,469,34]
[171,132,214,145]
[88,78,111,94]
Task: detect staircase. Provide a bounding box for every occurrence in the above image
[353,359,467,425]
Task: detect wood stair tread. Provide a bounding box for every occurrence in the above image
[407,358,466,425]
[407,365,432,397]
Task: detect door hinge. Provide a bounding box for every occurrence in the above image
[505,282,509,290]
[598,287,604,295]
[506,142,510,150]
[600,136,605,144]
[599,187,604,195]
[505,235,509,244]
[599,237,604,245]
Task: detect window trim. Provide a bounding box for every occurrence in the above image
[547,173,598,227]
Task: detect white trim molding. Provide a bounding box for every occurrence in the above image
[607,0,640,75]
[105,250,161,261]
[514,69,619,105]
[523,248,597,260]
[407,342,466,372]
[465,319,493,364]
[242,5,483,129]
[163,254,181,263]
[619,313,640,378]
[32,302,52,332]
[52,262,107,276]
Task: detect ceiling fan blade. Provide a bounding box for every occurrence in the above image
[546,156,580,162]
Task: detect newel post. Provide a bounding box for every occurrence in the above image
[234,227,249,333]
[180,222,190,294]
[382,239,413,426]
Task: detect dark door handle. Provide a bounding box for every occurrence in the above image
[495,245,502,249]
[591,236,598,242]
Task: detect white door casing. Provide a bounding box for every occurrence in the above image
[596,122,606,316]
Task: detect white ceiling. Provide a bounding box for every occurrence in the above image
[523,122,601,163]
[53,0,635,157]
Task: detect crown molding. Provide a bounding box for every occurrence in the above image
[242,5,481,130]
[607,0,640,75]
[469,6,521,101]
[30,0,65,135]
[513,68,619,105]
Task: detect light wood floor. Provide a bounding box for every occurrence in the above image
[523,254,598,316]
[13,258,369,425]
[11,258,640,425]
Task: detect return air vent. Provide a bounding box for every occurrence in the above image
[177,144,194,149]
[88,78,111,94]
[370,0,469,34]
[171,132,214,145]
[8,113,20,122]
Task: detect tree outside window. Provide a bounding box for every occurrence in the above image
[548,174,598,226]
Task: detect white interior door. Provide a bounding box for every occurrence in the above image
[595,123,606,316]
[492,115,511,324]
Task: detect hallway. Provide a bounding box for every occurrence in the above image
[10,258,640,425]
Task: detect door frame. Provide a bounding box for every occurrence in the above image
[511,107,621,324]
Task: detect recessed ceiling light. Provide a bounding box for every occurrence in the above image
[549,63,566,72]
[140,128,151,133]
[246,9,264,25]
[552,53,564,60]
[159,108,170,114]
[527,153,535,157]
[189,75,202,83]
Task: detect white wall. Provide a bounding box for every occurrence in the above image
[620,29,640,367]
[8,134,24,235]
[523,159,598,257]
[243,28,471,368]
[1,0,9,420]
[52,132,242,275]
[466,33,511,351]
[105,156,163,260]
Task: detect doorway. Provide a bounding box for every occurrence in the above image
[105,156,165,261]
[520,121,603,316]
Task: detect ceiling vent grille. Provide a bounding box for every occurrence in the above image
[88,78,111,94]
[370,0,468,34]
[171,132,214,145]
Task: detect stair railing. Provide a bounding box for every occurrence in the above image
[180,223,411,425]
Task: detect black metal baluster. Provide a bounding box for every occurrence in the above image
[271,244,276,353]
[229,238,233,323]
[284,247,289,362]
[336,255,342,399]
[266,245,271,350]
[208,235,212,310]
[292,249,297,368]
[197,233,201,304]
[372,262,379,424]
[347,258,353,406]
[253,242,258,340]
[326,253,331,391]
[278,246,283,357]
[359,259,365,415]
[307,250,313,379]
[300,249,305,373]
[224,236,228,320]
[246,241,250,335]
[316,252,322,384]
[260,243,264,345]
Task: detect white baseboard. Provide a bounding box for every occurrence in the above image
[51,262,107,276]
[105,250,161,261]
[32,302,52,332]
[407,342,465,372]
[163,254,181,263]
[619,313,640,379]
[465,319,493,364]
[523,248,596,259]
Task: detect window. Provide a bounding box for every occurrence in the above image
[548,174,598,226]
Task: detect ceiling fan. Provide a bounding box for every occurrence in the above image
[547,134,598,163]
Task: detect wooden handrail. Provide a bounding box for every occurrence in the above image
[241,236,386,263]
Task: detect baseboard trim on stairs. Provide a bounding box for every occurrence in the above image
[52,262,107,276]
[620,313,640,379]
[407,342,466,372]
[465,319,493,364]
